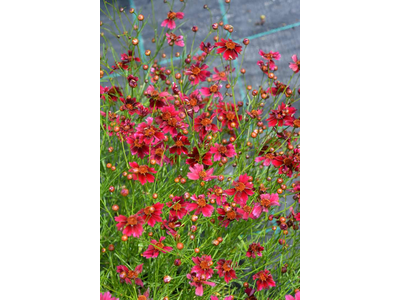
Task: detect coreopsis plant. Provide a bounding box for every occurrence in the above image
[101,1,300,299]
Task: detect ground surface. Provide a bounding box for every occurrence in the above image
[100,0,300,113]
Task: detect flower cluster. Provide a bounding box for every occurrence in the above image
[101,2,300,299]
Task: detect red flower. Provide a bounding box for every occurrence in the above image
[161,11,184,30]
[215,38,242,60]
[187,164,216,181]
[187,194,214,217]
[186,147,213,166]
[161,215,182,237]
[116,264,143,286]
[145,85,173,110]
[208,186,227,206]
[143,236,173,259]
[225,174,254,206]
[217,205,242,228]
[138,202,164,227]
[115,214,145,237]
[258,193,280,213]
[179,90,205,117]
[101,86,123,102]
[126,133,150,159]
[191,255,214,278]
[169,133,190,155]
[255,151,275,167]
[272,149,300,178]
[166,32,185,47]
[187,272,215,296]
[127,75,139,88]
[212,65,233,82]
[216,102,242,130]
[209,143,236,161]
[150,65,167,82]
[136,117,165,145]
[199,41,216,55]
[150,142,170,166]
[253,269,276,291]
[246,243,264,258]
[266,103,296,127]
[216,259,237,283]
[185,62,211,85]
[237,204,262,220]
[259,50,281,61]
[100,291,119,300]
[156,105,188,137]
[194,112,219,139]
[166,196,188,219]
[289,54,300,73]
[200,84,223,101]
[120,96,139,115]
[129,162,157,185]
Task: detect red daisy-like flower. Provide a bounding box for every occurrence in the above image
[225,174,254,206]
[253,269,276,291]
[161,11,184,30]
[101,85,123,102]
[126,133,150,159]
[212,65,233,82]
[127,75,139,88]
[142,236,173,259]
[116,264,144,286]
[179,90,205,118]
[187,194,214,217]
[136,117,165,145]
[150,65,167,83]
[207,186,227,206]
[199,41,216,55]
[255,151,276,167]
[194,112,219,139]
[187,272,215,297]
[191,255,214,278]
[115,214,145,238]
[169,133,190,155]
[259,50,281,61]
[150,142,170,166]
[209,143,236,162]
[166,32,185,47]
[187,163,217,181]
[215,259,237,284]
[186,147,213,166]
[217,205,242,228]
[237,204,262,220]
[289,54,300,73]
[272,148,300,178]
[129,161,157,185]
[216,102,242,130]
[258,193,280,213]
[120,96,139,115]
[200,83,223,101]
[161,215,183,237]
[266,102,296,127]
[100,291,119,300]
[138,202,164,227]
[215,38,242,61]
[185,62,211,85]
[166,196,188,219]
[145,85,173,110]
[246,243,264,258]
[156,105,188,137]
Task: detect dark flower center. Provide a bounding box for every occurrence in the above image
[218,146,227,154]
[222,262,231,272]
[139,165,149,174]
[227,211,236,220]
[226,111,235,121]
